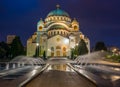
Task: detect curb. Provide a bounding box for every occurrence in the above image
[67,64,97,87]
[19,64,49,87]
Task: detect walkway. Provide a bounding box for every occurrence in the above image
[0,66,42,87]
[22,58,96,87]
[25,68,96,87]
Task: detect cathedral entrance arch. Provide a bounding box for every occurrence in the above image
[51,47,54,56]
[56,51,60,56]
[63,47,67,56]
[56,46,61,56]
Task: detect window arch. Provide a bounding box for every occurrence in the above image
[63,47,66,51]
[51,47,54,51]
[61,31,62,34]
[64,31,65,35]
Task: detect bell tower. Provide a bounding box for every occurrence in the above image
[37,18,44,31]
[71,18,79,31]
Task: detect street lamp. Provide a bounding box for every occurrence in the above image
[36,43,39,57]
[76,43,78,46]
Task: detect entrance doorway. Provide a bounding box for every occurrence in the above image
[63,52,66,56]
[56,51,60,56]
[63,47,67,56]
[51,52,54,57]
[56,46,61,56]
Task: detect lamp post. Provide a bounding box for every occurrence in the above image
[36,43,39,57]
[76,43,78,46]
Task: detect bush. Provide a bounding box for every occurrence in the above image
[105,54,120,63]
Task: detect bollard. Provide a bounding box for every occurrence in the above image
[22,62,24,67]
[12,63,16,69]
[31,63,33,66]
[18,62,20,67]
[6,63,9,70]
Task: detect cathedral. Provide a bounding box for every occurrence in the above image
[27,5,90,57]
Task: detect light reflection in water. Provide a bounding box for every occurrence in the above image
[111,75,120,81]
[47,64,75,72]
[31,70,37,76]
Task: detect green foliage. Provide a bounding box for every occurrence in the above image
[0,41,10,58]
[74,45,78,56]
[78,39,88,55]
[71,48,74,59]
[10,36,24,58]
[106,54,120,62]
[43,51,46,60]
[0,46,6,58]
[94,41,107,51]
[34,47,37,57]
[34,46,39,57]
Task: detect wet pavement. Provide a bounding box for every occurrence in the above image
[0,66,42,87]
[25,69,96,87]
[74,65,120,87]
[0,57,120,87]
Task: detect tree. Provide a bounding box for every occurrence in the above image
[74,45,78,56]
[0,46,6,58]
[43,51,46,60]
[10,36,24,58]
[71,48,74,59]
[94,41,107,51]
[0,41,10,58]
[34,46,39,57]
[78,39,88,55]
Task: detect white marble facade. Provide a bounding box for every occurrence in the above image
[27,5,90,57]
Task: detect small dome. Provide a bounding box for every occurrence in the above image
[72,18,78,24]
[37,18,44,25]
[47,5,69,17]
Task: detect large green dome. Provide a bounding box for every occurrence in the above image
[47,6,69,17]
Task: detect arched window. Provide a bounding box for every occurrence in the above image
[64,32,65,35]
[63,47,66,51]
[51,47,54,51]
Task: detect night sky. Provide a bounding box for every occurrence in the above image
[0,0,120,48]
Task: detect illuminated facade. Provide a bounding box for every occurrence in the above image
[27,5,90,57]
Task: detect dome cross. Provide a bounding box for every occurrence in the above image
[56,4,60,9]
